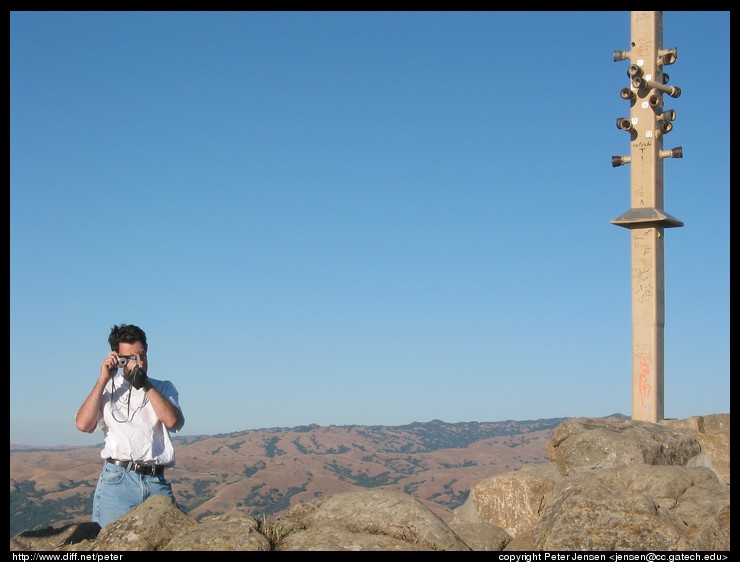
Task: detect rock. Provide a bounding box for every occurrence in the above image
[664,414,730,485]
[531,465,728,551]
[87,495,198,551]
[10,523,100,551]
[271,489,471,551]
[547,417,701,474]
[166,512,271,551]
[447,521,510,551]
[451,469,556,537]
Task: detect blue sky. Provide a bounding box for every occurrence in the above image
[10,11,729,447]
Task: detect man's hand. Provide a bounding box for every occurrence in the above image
[101,352,119,380]
[126,366,149,390]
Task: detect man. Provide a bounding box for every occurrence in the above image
[75,323,185,528]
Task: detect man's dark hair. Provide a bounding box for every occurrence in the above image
[108,323,148,352]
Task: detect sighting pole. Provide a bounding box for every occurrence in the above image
[611,11,683,423]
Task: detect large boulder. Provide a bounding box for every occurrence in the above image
[165,512,270,551]
[530,465,729,551]
[547,417,701,474]
[271,489,471,551]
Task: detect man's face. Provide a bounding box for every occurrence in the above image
[118,342,148,374]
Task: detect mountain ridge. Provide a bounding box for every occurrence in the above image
[11,414,630,451]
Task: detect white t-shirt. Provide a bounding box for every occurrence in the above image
[95,374,183,466]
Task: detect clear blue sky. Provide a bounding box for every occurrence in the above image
[10,11,730,447]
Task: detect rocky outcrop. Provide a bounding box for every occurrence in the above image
[451,414,730,551]
[11,414,729,551]
[10,492,466,551]
[546,416,702,473]
[664,414,731,486]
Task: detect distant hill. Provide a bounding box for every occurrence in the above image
[10,417,593,538]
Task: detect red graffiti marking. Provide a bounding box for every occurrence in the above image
[639,355,651,408]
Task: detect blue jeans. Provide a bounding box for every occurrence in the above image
[92,461,176,528]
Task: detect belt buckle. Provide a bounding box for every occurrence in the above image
[138,463,157,476]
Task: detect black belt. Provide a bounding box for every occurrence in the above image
[106,458,165,476]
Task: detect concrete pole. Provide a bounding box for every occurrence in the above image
[611,11,683,423]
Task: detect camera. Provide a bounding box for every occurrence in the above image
[117,355,137,368]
